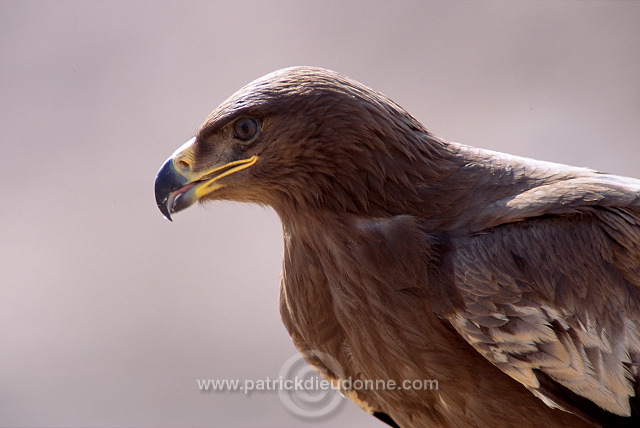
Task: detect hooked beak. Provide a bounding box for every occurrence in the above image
[154,138,259,221]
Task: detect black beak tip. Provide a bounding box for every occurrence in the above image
[155,191,173,221]
[155,158,185,222]
[160,205,173,222]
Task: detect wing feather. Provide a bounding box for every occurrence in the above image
[446,201,640,417]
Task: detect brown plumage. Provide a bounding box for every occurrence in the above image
[154,66,640,427]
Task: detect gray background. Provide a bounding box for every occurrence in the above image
[2,1,639,427]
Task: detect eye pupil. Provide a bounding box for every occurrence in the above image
[234,117,259,141]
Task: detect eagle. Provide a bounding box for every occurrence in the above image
[154,67,640,427]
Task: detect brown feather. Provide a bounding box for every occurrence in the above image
[161,67,640,427]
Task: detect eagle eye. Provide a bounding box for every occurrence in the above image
[233,117,259,142]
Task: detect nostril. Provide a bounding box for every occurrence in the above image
[176,159,191,173]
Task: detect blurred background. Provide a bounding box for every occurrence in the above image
[1,1,639,427]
